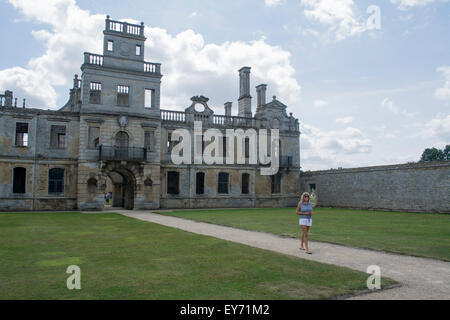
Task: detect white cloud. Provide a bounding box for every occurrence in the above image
[1,0,301,113]
[313,99,328,108]
[390,0,448,10]
[300,0,371,41]
[421,114,450,143]
[435,66,450,101]
[381,98,417,117]
[265,0,283,7]
[300,122,372,170]
[336,116,354,124]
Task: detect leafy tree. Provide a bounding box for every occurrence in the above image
[420,146,448,162]
[444,145,450,160]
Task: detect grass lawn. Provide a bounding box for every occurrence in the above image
[159,208,450,261]
[0,212,394,300]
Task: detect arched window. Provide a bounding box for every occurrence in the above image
[115,131,129,148]
[13,167,26,194]
[87,178,98,194]
[49,168,65,194]
[196,172,205,195]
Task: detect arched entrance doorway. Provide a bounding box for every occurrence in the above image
[104,168,136,210]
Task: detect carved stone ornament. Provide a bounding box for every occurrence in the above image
[118,115,128,128]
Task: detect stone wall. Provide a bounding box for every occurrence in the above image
[300,161,450,213]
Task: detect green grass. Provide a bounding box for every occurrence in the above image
[159,208,450,261]
[0,212,394,300]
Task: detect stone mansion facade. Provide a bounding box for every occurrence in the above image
[0,16,300,211]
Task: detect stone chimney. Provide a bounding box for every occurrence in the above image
[5,90,13,107]
[224,102,232,117]
[238,67,252,118]
[256,84,267,110]
[224,102,232,124]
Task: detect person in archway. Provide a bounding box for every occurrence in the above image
[296,192,313,254]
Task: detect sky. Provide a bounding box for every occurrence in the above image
[0,0,449,171]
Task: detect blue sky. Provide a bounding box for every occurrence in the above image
[0,0,449,170]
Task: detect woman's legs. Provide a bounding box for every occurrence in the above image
[300,226,307,249]
[305,226,312,254]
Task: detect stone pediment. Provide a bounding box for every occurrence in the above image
[185,96,214,115]
[256,97,289,120]
[265,98,287,110]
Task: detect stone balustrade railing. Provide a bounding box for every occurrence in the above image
[106,16,144,37]
[84,53,104,66]
[144,63,161,74]
[161,110,186,122]
[83,53,161,75]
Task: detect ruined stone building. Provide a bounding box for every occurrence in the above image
[0,16,300,211]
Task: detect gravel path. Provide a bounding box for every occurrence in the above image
[115,210,450,300]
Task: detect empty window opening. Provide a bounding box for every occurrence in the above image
[310,184,317,192]
[50,125,66,149]
[136,45,141,56]
[218,172,229,194]
[242,173,250,195]
[115,131,129,148]
[167,172,180,195]
[144,130,155,152]
[196,172,205,195]
[107,40,114,52]
[245,137,250,159]
[145,89,155,108]
[271,173,282,194]
[117,85,130,106]
[15,123,29,147]
[13,167,26,194]
[89,82,102,104]
[49,168,65,194]
[88,127,100,149]
[87,178,98,194]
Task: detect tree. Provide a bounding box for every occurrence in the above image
[444,145,450,160]
[420,146,447,162]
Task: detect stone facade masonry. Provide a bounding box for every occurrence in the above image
[0,16,301,212]
[300,161,450,213]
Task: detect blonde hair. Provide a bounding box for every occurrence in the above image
[300,192,311,206]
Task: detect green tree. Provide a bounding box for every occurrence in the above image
[420,147,446,162]
[444,145,450,160]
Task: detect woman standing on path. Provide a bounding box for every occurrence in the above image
[297,192,313,254]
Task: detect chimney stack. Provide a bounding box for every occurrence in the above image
[238,67,252,118]
[256,84,267,110]
[224,102,232,117]
[5,90,13,107]
[224,102,232,124]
